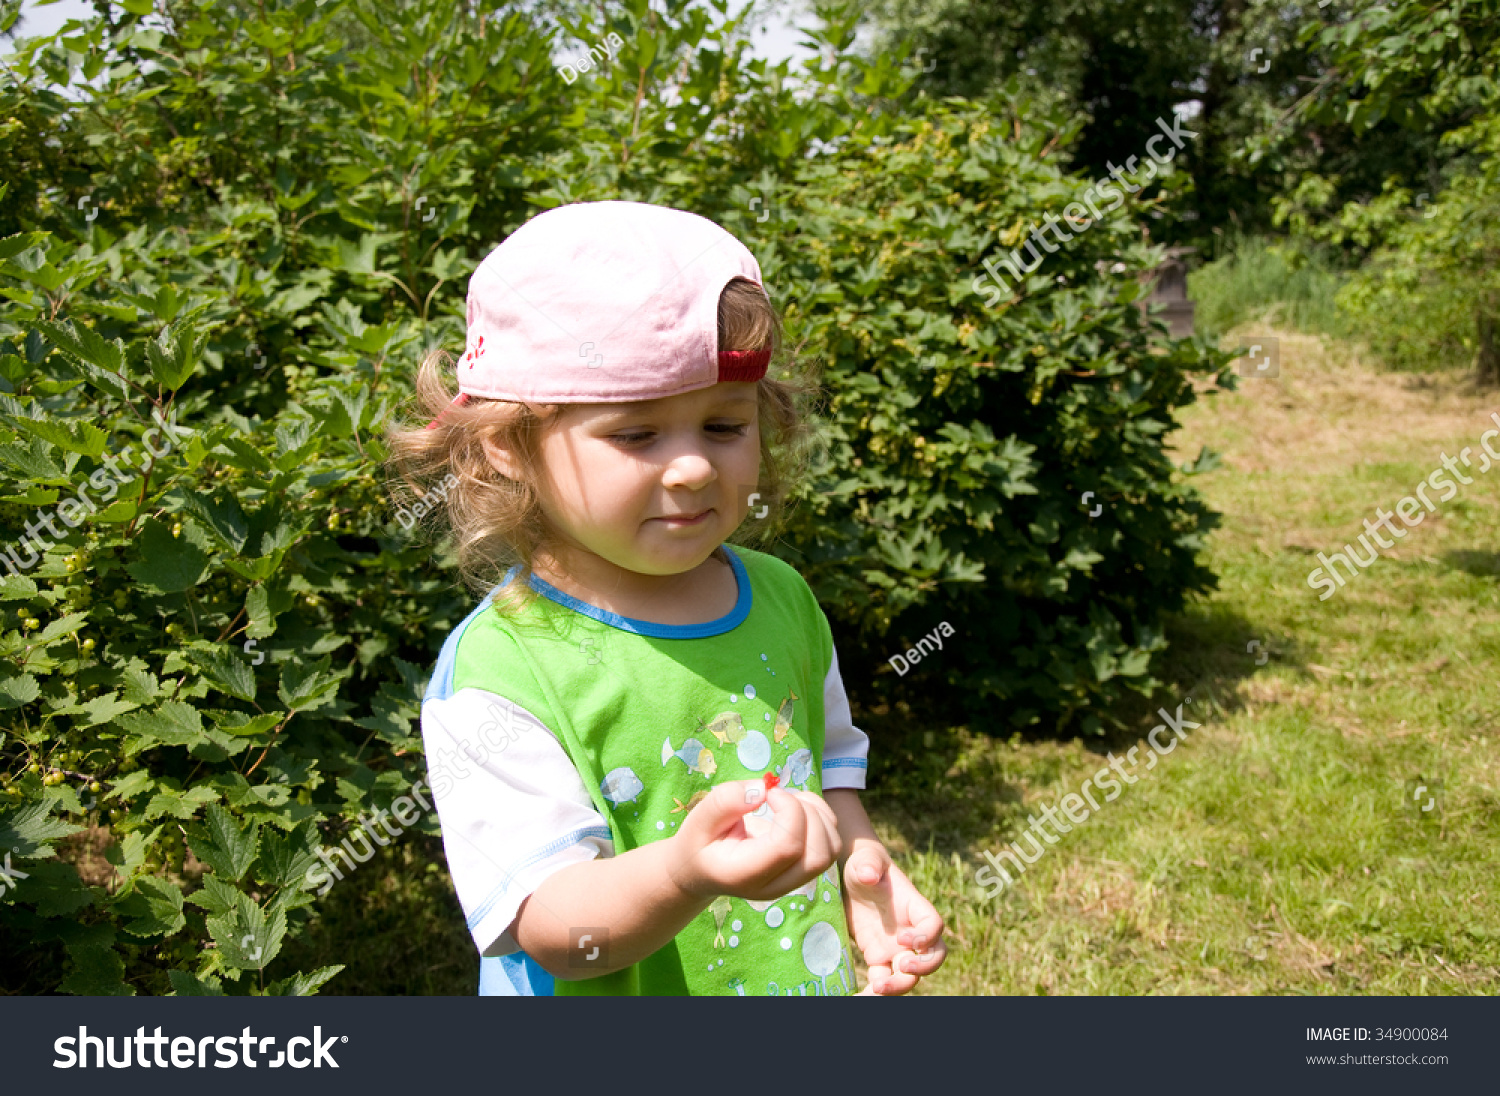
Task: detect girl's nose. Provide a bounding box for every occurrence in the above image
[660,448,717,491]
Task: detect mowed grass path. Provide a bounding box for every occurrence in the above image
[866,330,1500,995]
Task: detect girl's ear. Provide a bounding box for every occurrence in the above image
[480,433,528,482]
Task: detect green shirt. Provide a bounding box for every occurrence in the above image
[449,545,859,996]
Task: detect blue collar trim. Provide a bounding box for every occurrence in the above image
[513,546,752,638]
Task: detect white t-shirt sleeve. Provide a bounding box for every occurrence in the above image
[821,644,869,791]
[421,687,615,957]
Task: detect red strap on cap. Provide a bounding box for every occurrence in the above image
[423,392,471,431]
[717,348,771,382]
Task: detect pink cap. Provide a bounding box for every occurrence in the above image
[441,201,771,415]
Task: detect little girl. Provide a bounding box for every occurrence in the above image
[385,200,946,996]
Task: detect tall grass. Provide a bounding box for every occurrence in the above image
[1188,235,1353,340]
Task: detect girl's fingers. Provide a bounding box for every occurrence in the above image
[844,845,890,890]
[865,959,920,996]
[895,938,948,975]
[897,907,947,954]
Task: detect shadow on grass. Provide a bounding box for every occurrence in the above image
[1441,549,1500,579]
[852,597,1307,859]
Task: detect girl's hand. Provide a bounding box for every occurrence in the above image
[842,840,947,995]
[670,780,843,902]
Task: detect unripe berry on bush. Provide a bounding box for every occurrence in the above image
[23,617,40,630]
[82,638,96,652]
[88,781,102,794]
[171,522,183,538]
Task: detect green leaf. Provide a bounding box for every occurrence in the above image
[144,784,218,820]
[15,860,96,917]
[278,655,344,711]
[174,488,249,554]
[0,438,65,480]
[185,874,240,916]
[0,232,49,262]
[144,324,200,391]
[72,691,141,729]
[213,436,273,473]
[189,646,258,702]
[106,825,163,878]
[6,415,108,457]
[253,820,320,889]
[265,965,344,996]
[186,803,260,881]
[114,700,206,749]
[0,800,83,858]
[60,942,134,996]
[35,611,89,646]
[0,575,37,600]
[206,890,285,970]
[125,517,211,593]
[246,583,295,639]
[114,875,187,937]
[120,664,161,706]
[105,769,154,803]
[0,672,40,710]
[168,970,226,996]
[208,709,282,736]
[32,318,125,374]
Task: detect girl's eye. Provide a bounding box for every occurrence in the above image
[609,424,747,444]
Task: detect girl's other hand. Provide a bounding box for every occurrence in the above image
[669,780,842,902]
[842,842,948,995]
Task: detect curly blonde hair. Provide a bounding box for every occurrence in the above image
[384,277,820,612]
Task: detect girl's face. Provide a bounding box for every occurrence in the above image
[524,382,762,579]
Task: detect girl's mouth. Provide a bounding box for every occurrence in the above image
[655,509,712,527]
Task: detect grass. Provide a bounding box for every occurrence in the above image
[1187,235,1352,341]
[865,328,1499,995]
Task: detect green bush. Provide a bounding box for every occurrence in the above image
[729,99,1232,733]
[0,0,1229,994]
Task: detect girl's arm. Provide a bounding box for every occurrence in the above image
[824,787,886,870]
[512,836,711,980]
[514,782,843,979]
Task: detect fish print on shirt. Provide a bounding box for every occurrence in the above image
[661,735,717,779]
[622,653,857,995]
